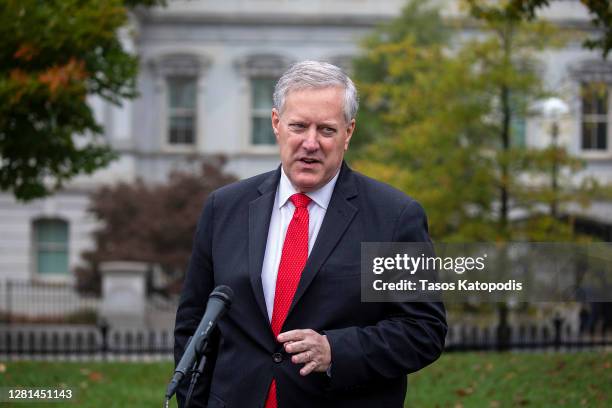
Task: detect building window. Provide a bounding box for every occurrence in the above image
[149,54,211,150]
[235,54,293,148]
[581,83,608,151]
[511,117,526,147]
[167,77,197,145]
[251,78,277,145]
[33,219,69,275]
[510,97,526,147]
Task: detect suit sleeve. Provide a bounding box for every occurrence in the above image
[324,199,447,390]
[173,192,218,408]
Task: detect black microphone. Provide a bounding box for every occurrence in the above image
[165,285,234,400]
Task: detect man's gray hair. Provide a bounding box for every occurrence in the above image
[273,60,359,123]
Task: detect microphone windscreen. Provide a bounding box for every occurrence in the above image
[210,285,234,305]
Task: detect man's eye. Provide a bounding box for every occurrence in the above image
[321,127,336,135]
[289,123,306,130]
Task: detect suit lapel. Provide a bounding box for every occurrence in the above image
[248,168,280,326]
[287,162,358,318]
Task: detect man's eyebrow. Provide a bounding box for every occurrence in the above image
[285,119,340,127]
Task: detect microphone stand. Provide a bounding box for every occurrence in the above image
[184,340,208,408]
[163,285,233,408]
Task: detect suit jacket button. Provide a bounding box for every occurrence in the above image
[272,352,283,363]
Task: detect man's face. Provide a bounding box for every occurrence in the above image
[271,86,355,192]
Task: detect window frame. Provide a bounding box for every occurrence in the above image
[569,60,612,159]
[249,77,278,148]
[235,54,293,153]
[166,76,198,147]
[32,218,70,277]
[149,53,211,154]
[580,82,609,153]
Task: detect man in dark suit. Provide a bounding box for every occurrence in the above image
[174,61,447,408]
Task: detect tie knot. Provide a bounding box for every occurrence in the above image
[290,193,311,209]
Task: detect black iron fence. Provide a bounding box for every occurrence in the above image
[0,318,610,360]
[445,318,611,352]
[1,280,610,359]
[0,324,174,360]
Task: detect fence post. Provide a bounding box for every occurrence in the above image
[553,315,563,351]
[496,303,510,351]
[6,280,12,324]
[99,261,148,329]
[98,318,109,361]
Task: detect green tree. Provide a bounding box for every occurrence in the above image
[0,0,164,201]
[352,0,597,242]
[350,0,451,152]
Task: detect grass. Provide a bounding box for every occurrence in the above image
[0,361,178,408]
[405,352,611,408]
[0,352,609,407]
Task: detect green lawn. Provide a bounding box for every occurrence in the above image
[0,360,177,408]
[406,352,610,408]
[0,352,609,407]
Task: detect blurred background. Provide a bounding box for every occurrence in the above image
[0,0,611,406]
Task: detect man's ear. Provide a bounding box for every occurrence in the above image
[271,108,280,141]
[344,118,356,151]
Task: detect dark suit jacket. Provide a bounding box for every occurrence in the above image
[174,162,447,408]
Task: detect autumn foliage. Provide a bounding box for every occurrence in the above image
[0,0,163,200]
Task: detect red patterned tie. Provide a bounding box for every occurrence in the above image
[265,193,311,408]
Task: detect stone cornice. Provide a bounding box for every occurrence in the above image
[132,9,597,33]
[134,10,392,28]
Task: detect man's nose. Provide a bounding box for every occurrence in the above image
[302,126,319,151]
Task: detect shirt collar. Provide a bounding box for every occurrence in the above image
[278,166,340,210]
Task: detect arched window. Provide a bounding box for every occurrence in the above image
[33,219,69,275]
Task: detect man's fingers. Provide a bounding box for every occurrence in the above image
[278,329,310,343]
[299,360,318,376]
[291,350,311,364]
[284,340,309,354]
[279,329,331,374]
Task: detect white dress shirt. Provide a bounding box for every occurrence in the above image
[261,166,340,321]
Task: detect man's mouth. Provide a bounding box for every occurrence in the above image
[299,158,320,165]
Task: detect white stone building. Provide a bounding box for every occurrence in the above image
[0,0,610,284]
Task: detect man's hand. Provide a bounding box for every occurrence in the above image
[278,329,331,376]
